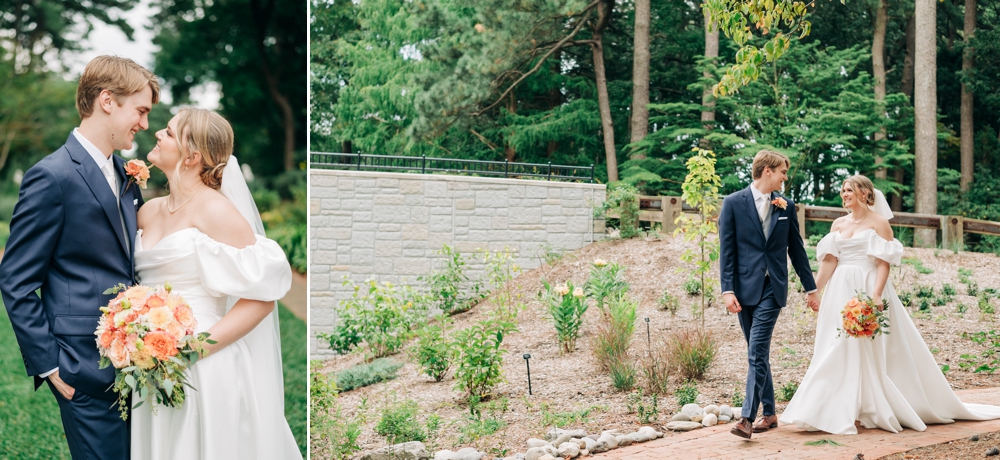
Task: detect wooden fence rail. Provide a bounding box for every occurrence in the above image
[604,196,1000,249]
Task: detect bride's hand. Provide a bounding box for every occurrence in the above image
[874,297,885,310]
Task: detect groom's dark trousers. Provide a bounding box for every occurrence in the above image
[0,133,143,460]
[719,185,816,422]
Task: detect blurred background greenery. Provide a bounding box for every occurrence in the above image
[0,0,307,455]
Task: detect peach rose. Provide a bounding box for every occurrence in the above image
[125,285,149,306]
[107,337,131,368]
[146,306,175,330]
[144,331,179,361]
[166,319,186,340]
[125,159,150,188]
[847,298,860,308]
[173,304,197,330]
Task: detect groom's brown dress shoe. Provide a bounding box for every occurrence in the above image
[730,417,753,439]
[753,414,779,433]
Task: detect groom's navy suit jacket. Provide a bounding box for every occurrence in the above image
[0,133,143,400]
[718,185,816,307]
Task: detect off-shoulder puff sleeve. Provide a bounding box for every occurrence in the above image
[866,232,904,266]
[815,233,839,262]
[194,233,292,301]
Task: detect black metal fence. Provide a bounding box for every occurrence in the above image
[310,152,595,183]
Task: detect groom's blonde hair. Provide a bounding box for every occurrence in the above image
[751,150,790,179]
[76,55,160,119]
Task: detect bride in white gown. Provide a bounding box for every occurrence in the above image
[780,174,1000,435]
[131,108,302,459]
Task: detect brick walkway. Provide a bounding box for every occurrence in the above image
[592,387,1000,460]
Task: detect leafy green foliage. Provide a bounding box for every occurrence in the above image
[777,381,799,402]
[658,290,680,315]
[959,330,1000,374]
[609,360,638,392]
[318,278,428,359]
[542,280,589,353]
[683,277,702,296]
[674,149,722,327]
[666,328,718,381]
[310,364,363,459]
[375,399,429,444]
[335,358,404,392]
[626,389,660,424]
[585,260,630,313]
[903,258,935,275]
[674,381,699,408]
[419,245,483,315]
[481,247,522,319]
[540,403,599,428]
[592,294,637,373]
[601,184,642,239]
[731,385,745,408]
[459,397,507,443]
[942,284,957,296]
[452,317,514,400]
[410,322,456,382]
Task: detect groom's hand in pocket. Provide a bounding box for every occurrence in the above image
[724,293,742,313]
[49,370,75,400]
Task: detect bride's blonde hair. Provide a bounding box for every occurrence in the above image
[843,175,876,208]
[172,107,234,190]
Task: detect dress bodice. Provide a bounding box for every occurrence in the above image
[134,228,291,320]
[815,228,904,268]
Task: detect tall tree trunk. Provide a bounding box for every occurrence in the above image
[592,0,618,182]
[251,0,296,172]
[701,10,719,133]
[629,0,651,157]
[505,93,517,162]
[892,168,904,211]
[960,0,976,191]
[873,0,888,179]
[914,0,938,247]
[902,14,916,100]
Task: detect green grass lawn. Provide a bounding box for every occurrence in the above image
[0,301,307,458]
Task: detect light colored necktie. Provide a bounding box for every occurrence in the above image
[762,197,772,240]
[101,161,130,253]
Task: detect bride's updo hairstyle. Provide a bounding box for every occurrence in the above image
[843,174,877,208]
[174,107,234,190]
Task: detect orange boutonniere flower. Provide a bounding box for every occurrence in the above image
[771,197,787,210]
[124,159,150,191]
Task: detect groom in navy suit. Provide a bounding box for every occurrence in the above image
[0,56,158,459]
[719,150,819,440]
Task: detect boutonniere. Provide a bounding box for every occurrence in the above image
[124,159,150,191]
[771,197,787,210]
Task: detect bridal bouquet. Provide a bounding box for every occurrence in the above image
[837,292,890,339]
[95,283,213,420]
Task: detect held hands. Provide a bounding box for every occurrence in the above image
[806,291,820,312]
[49,370,75,400]
[724,293,742,313]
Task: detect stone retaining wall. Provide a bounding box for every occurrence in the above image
[309,169,606,355]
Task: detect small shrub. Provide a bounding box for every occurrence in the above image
[626,389,659,424]
[903,257,934,274]
[934,295,951,307]
[592,294,637,372]
[666,328,718,381]
[542,280,589,353]
[585,260,629,313]
[540,403,598,428]
[942,284,957,296]
[453,317,514,400]
[640,337,672,395]
[675,381,698,407]
[898,290,914,308]
[958,303,969,314]
[335,358,404,392]
[481,247,523,318]
[460,397,508,442]
[959,268,974,277]
[731,385,745,408]
[918,298,931,312]
[419,244,483,315]
[411,323,455,382]
[609,360,637,391]
[683,277,702,296]
[319,278,428,359]
[375,399,427,444]
[538,243,567,266]
[658,291,680,315]
[601,184,641,239]
[979,294,996,316]
[310,365,363,459]
[916,285,935,298]
[969,282,980,297]
[777,381,799,402]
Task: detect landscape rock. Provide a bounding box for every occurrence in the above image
[497,455,526,460]
[596,433,618,451]
[704,405,720,416]
[527,438,550,448]
[537,455,556,460]
[681,403,704,417]
[638,426,663,439]
[434,450,455,460]
[627,432,647,443]
[586,434,600,442]
[718,415,731,423]
[719,405,734,418]
[665,421,704,432]
[581,436,598,451]
[702,413,718,427]
[670,413,691,422]
[546,428,587,441]
[615,435,633,447]
[690,414,704,423]
[601,429,623,437]
[552,433,573,448]
[557,442,581,459]
[361,441,431,460]
[453,447,485,460]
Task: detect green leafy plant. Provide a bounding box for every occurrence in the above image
[942,284,957,296]
[626,389,660,424]
[609,360,637,391]
[318,277,428,359]
[731,385,745,408]
[673,148,722,328]
[375,399,428,444]
[918,297,932,312]
[410,322,455,382]
[459,397,508,443]
[897,290,914,307]
[804,439,843,447]
[335,358,404,392]
[592,294,637,373]
[682,277,702,296]
[968,282,980,297]
[915,285,935,298]
[542,280,589,353]
[309,364,363,460]
[540,404,599,428]
[601,183,641,239]
[959,268,974,277]
[452,316,514,400]
[903,258,934,274]
[979,293,996,317]
[674,380,698,407]
[419,244,483,315]
[776,381,799,402]
[959,330,1000,374]
[585,260,630,313]
[658,290,680,315]
[481,247,522,319]
[666,328,718,381]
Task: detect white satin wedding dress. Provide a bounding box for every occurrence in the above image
[780,229,1000,434]
[130,227,301,459]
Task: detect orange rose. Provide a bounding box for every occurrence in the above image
[847,298,860,308]
[125,159,150,189]
[173,304,197,331]
[107,337,131,368]
[166,319,186,340]
[146,295,165,309]
[144,331,179,361]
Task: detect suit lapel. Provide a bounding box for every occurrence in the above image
[114,156,138,263]
[68,135,129,255]
[743,186,766,241]
[767,191,782,241]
